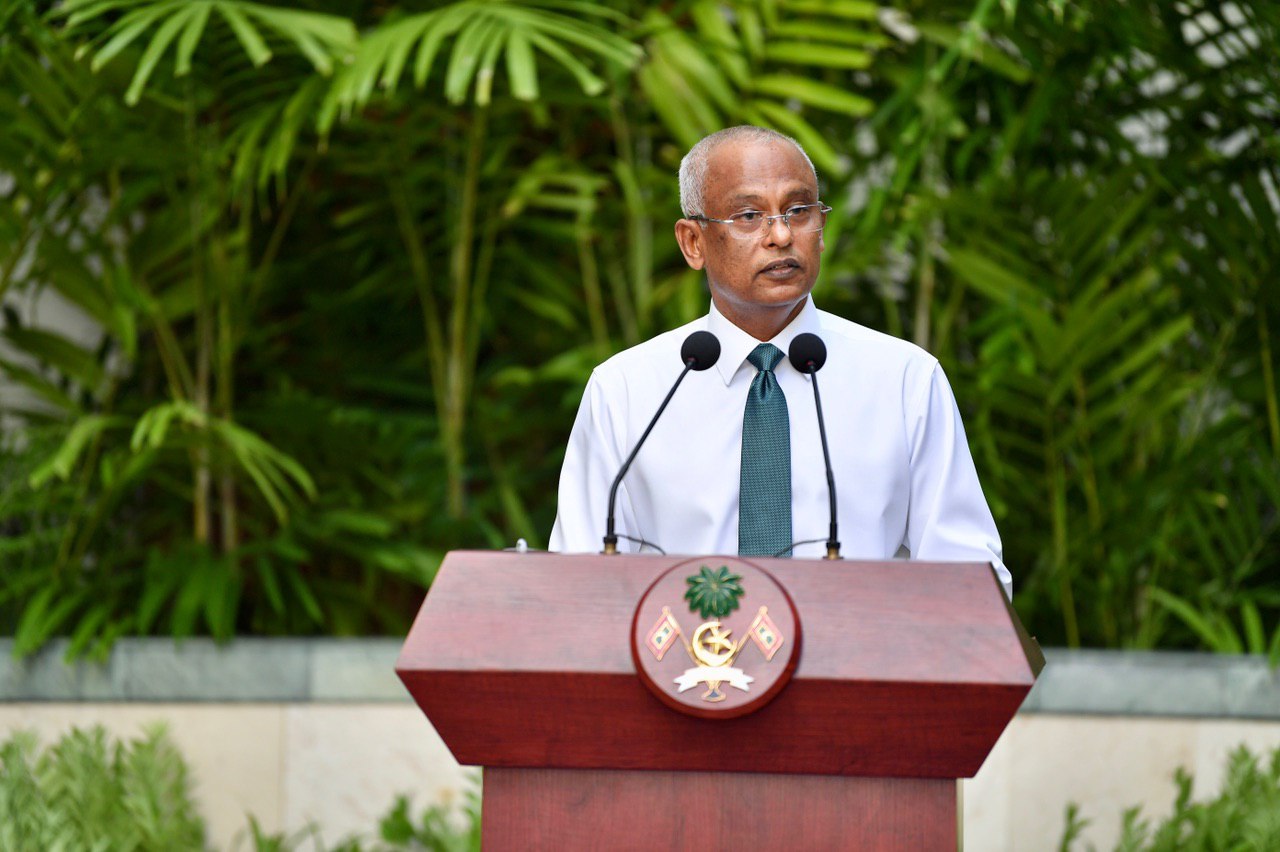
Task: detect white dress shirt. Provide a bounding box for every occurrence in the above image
[550,297,1012,598]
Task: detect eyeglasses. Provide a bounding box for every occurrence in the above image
[690,204,832,238]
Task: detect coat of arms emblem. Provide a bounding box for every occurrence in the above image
[632,558,800,719]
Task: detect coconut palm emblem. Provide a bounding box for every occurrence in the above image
[685,564,744,620]
[644,564,787,703]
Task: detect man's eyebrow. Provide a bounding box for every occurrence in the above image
[727,187,817,206]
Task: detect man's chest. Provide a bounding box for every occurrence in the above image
[619,369,912,517]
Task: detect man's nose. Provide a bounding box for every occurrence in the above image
[764,215,794,247]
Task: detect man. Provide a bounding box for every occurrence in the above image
[550,126,1011,598]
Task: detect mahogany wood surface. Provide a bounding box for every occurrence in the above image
[482,768,957,851]
[397,551,1041,779]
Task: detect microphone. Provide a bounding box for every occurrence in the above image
[603,331,721,554]
[788,333,840,560]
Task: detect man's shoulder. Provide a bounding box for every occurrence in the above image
[594,316,706,380]
[814,308,939,371]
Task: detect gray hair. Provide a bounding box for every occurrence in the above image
[678,125,818,218]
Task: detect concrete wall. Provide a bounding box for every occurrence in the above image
[4,640,1279,850]
[0,282,105,431]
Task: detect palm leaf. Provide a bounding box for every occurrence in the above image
[58,0,355,104]
[321,0,640,128]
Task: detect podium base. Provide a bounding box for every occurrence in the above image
[482,767,958,850]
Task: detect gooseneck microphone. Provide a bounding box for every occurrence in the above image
[789,333,841,560]
[603,331,721,554]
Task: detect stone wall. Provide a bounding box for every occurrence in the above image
[4,639,1279,850]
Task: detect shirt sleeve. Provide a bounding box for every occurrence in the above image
[904,362,1012,599]
[549,370,638,553]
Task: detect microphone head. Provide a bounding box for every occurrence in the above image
[789,333,827,374]
[681,331,721,371]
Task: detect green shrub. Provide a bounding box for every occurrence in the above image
[0,723,480,852]
[0,725,207,851]
[371,792,481,852]
[1062,744,1280,851]
[242,792,481,852]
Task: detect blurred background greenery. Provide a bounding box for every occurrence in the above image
[0,0,1276,657]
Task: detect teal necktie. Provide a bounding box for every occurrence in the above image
[739,343,792,557]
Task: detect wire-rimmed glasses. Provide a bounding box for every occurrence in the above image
[690,203,832,238]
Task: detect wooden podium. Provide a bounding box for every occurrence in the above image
[397,551,1043,850]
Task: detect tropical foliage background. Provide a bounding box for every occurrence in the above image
[1,0,1276,657]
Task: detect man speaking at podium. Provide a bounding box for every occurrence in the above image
[550,126,1011,599]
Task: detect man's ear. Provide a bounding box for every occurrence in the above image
[674,219,706,270]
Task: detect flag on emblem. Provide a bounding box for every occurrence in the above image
[646,608,680,661]
[748,607,784,661]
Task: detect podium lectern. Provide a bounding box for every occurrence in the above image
[397,551,1042,850]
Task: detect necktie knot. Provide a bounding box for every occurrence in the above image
[748,343,784,373]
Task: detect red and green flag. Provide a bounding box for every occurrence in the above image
[748,607,784,661]
[646,608,681,661]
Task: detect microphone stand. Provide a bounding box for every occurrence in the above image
[808,369,841,560]
[603,360,696,554]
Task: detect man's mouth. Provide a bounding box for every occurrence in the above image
[759,259,801,277]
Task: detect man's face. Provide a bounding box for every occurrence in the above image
[675,139,824,337]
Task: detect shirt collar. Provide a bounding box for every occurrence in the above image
[708,296,822,386]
